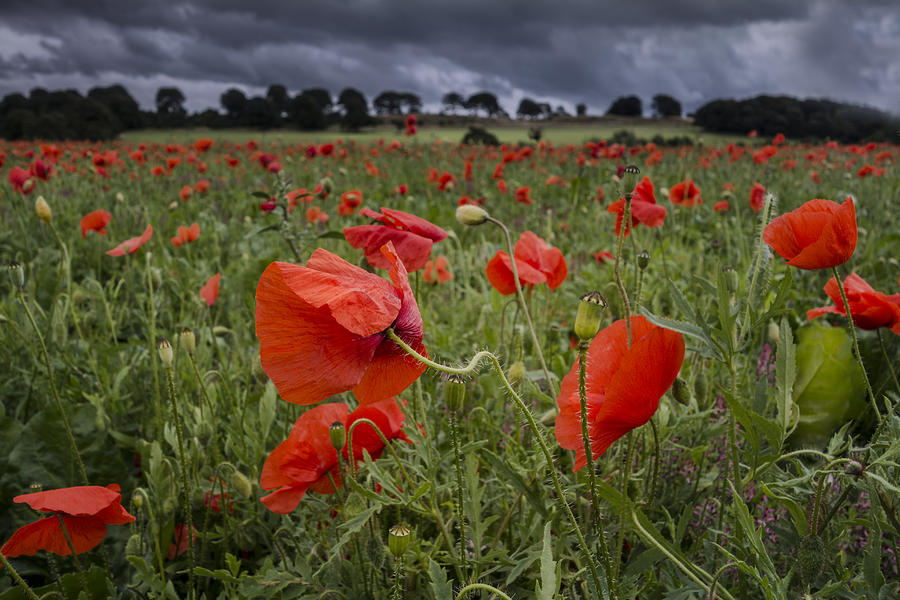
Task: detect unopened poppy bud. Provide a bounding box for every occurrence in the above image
[197,422,213,443]
[622,165,640,195]
[637,249,651,271]
[844,459,864,477]
[230,471,253,498]
[767,321,780,345]
[507,361,527,385]
[388,523,411,558]
[672,377,691,405]
[329,421,346,451]
[125,534,142,557]
[693,369,708,403]
[132,493,144,508]
[723,267,739,294]
[157,337,174,367]
[169,201,178,210]
[8,262,24,290]
[180,328,196,354]
[455,204,489,226]
[445,374,466,412]
[116,192,125,203]
[35,196,52,223]
[797,535,825,585]
[574,291,607,342]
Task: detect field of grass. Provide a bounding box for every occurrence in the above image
[1,132,899,599]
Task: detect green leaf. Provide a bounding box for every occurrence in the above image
[774,317,797,448]
[428,558,453,600]
[537,521,559,600]
[760,482,808,536]
[729,482,777,579]
[316,230,346,240]
[481,449,549,518]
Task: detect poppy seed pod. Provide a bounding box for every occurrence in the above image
[157,337,174,367]
[574,291,607,342]
[507,361,527,385]
[445,374,466,413]
[638,249,651,271]
[329,421,346,451]
[621,165,641,196]
[8,262,24,290]
[798,535,825,585]
[455,204,489,226]
[723,267,739,294]
[388,524,411,557]
[35,196,52,223]
[180,328,196,354]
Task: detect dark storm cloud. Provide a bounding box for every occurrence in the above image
[0,0,897,115]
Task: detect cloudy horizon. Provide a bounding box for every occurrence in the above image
[0,0,897,118]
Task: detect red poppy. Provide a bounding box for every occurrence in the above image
[260,397,409,513]
[8,166,34,194]
[255,242,426,406]
[669,180,702,206]
[749,182,766,212]
[29,159,52,181]
[555,316,685,469]
[193,138,214,154]
[763,198,857,270]
[200,273,221,306]
[179,185,192,202]
[343,207,448,272]
[339,190,363,216]
[80,210,112,237]
[423,256,453,283]
[107,225,153,256]
[306,206,329,224]
[171,223,200,247]
[514,186,532,205]
[606,176,666,237]
[436,172,456,191]
[166,524,197,560]
[195,179,210,194]
[714,201,730,213]
[486,231,567,295]
[593,250,614,264]
[1,485,135,558]
[807,273,900,334]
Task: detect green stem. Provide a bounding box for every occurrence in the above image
[134,488,167,592]
[0,553,41,600]
[346,417,412,485]
[614,196,633,346]
[455,583,514,600]
[615,432,636,581]
[647,418,661,507]
[146,254,164,435]
[392,555,404,600]
[449,409,469,577]
[16,289,89,485]
[832,267,881,424]
[737,195,772,344]
[164,366,195,599]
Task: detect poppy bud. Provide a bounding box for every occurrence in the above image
[318,177,333,196]
[507,361,527,385]
[622,165,640,196]
[157,337,174,367]
[169,201,178,210]
[329,421,346,451]
[388,524,411,558]
[455,204,489,226]
[723,267,739,294]
[637,249,650,271]
[844,459,864,476]
[574,291,607,342]
[767,321,780,345]
[116,192,125,203]
[797,535,826,585]
[693,369,708,403]
[35,196,52,223]
[445,374,466,413]
[672,377,691,405]
[132,493,144,508]
[8,262,24,290]
[230,471,253,498]
[180,328,196,354]
[540,407,559,425]
[125,534,142,557]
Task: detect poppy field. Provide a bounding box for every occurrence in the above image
[2,131,900,599]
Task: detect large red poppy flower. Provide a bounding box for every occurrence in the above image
[485,231,567,296]
[106,225,153,256]
[555,316,685,470]
[749,182,766,212]
[343,207,448,272]
[255,242,426,406]
[1,485,135,558]
[80,210,112,237]
[200,273,221,306]
[669,180,702,206]
[260,398,409,513]
[606,176,666,237]
[763,198,857,270]
[807,273,900,333]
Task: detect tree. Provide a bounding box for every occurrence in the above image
[220,88,248,121]
[289,92,326,130]
[156,87,186,116]
[576,103,587,117]
[302,88,332,113]
[243,97,279,129]
[442,92,464,115]
[400,92,422,114]
[516,98,542,120]
[374,91,403,115]
[338,88,370,131]
[266,84,290,118]
[651,94,682,117]
[606,95,642,117]
[88,85,143,129]
[466,92,502,118]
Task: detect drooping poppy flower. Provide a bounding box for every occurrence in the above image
[171,223,200,247]
[749,182,766,212]
[29,159,52,181]
[807,273,900,334]
[514,186,532,205]
[486,231,567,295]
[763,198,857,270]
[714,201,730,213]
[80,210,112,237]
[260,397,409,513]
[200,273,221,306]
[255,242,426,406]
[1,485,135,559]
[606,176,666,237]
[555,316,685,469]
[669,180,702,206]
[106,225,153,256]
[343,207,448,272]
[423,256,453,283]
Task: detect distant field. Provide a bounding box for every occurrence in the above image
[121,122,741,146]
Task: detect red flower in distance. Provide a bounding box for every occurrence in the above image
[193,138,214,154]
[80,210,112,237]
[106,225,153,256]
[255,242,426,406]
[339,190,363,216]
[763,198,857,270]
[200,273,221,306]
[593,250,614,264]
[171,223,200,247]
[423,256,453,283]
[555,316,685,470]
[260,397,409,513]
[749,182,766,212]
[669,180,702,206]
[807,273,900,334]
[714,201,730,213]
[8,166,34,194]
[606,176,666,237]
[514,186,532,205]
[1,485,135,559]
[343,207,448,272]
[486,231,567,296]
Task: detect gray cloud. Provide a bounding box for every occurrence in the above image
[0,0,896,116]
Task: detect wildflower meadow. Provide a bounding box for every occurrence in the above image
[1,130,899,599]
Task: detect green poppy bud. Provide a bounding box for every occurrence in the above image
[637,249,651,271]
[722,267,739,294]
[672,377,691,405]
[445,374,466,413]
[35,196,52,223]
[797,535,826,585]
[693,369,708,404]
[7,262,24,291]
[388,524,411,558]
[455,204,489,226]
[329,421,346,451]
[574,291,607,342]
[125,534,143,557]
[230,471,253,498]
[507,361,527,385]
[180,328,196,354]
[157,337,174,368]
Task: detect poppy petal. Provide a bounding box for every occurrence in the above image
[199,273,220,306]
[343,225,434,272]
[15,486,122,517]
[1,516,107,557]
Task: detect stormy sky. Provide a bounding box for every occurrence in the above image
[0,0,897,116]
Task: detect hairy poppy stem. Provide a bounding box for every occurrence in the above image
[386,329,606,597]
[615,432,636,581]
[55,515,87,589]
[738,195,773,344]
[0,553,41,600]
[832,267,881,425]
[346,417,412,487]
[485,216,557,395]
[614,196,633,347]
[134,488,167,591]
[455,583,514,600]
[448,408,470,577]
[15,289,89,486]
